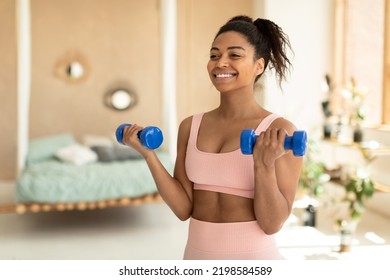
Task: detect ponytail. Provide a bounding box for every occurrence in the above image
[253,18,292,86]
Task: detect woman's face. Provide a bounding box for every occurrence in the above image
[207,31,264,93]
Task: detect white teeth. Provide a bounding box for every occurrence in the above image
[215,73,234,78]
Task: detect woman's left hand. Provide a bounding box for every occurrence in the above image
[252,128,288,169]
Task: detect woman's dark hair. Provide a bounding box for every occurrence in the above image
[214,15,292,87]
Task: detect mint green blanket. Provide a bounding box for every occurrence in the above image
[16,152,173,204]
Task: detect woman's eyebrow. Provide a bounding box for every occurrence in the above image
[210,46,246,52]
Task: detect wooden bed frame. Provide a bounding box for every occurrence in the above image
[0,193,163,214]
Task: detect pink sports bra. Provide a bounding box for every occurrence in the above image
[185,113,281,199]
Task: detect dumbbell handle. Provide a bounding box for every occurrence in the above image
[240,130,307,156]
[116,123,163,150]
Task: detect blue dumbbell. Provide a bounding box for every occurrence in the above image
[240,129,307,156]
[116,123,163,150]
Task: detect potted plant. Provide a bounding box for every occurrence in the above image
[329,167,376,252]
[298,139,330,197]
[298,139,330,226]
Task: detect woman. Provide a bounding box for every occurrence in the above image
[122,15,303,260]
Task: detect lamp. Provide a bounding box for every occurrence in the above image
[104,88,137,111]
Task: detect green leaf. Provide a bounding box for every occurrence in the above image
[362,179,375,198]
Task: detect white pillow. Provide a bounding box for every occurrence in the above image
[55,143,98,165]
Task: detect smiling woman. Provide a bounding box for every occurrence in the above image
[181,16,302,260]
[119,15,303,260]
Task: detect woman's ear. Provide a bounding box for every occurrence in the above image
[255,58,265,76]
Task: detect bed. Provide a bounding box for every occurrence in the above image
[14,133,173,214]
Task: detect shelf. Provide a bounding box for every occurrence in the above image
[321,139,390,162]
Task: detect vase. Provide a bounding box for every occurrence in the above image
[339,220,358,252]
[302,204,316,227]
[353,124,363,143]
[323,123,332,139]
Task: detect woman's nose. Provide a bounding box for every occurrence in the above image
[216,56,229,68]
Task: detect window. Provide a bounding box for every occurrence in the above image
[334,0,386,126]
[383,0,390,124]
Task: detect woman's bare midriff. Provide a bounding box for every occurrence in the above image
[191,190,256,223]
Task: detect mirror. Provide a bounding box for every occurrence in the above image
[54,51,89,83]
[105,89,137,111]
[66,62,85,79]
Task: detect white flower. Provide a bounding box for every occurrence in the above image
[346,191,357,201]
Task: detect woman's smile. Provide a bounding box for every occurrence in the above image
[213,72,238,83]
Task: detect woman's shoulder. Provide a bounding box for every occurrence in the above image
[269,114,297,134]
[178,113,202,134]
[179,116,193,130]
[179,112,206,126]
[177,113,205,145]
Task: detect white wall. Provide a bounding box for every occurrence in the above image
[254,1,390,218]
[255,0,334,134]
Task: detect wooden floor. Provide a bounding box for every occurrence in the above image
[1,181,390,260]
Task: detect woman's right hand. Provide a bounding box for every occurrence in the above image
[122,124,154,158]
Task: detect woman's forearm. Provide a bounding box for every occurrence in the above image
[253,165,290,235]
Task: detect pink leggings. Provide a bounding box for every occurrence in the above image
[183,217,283,260]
